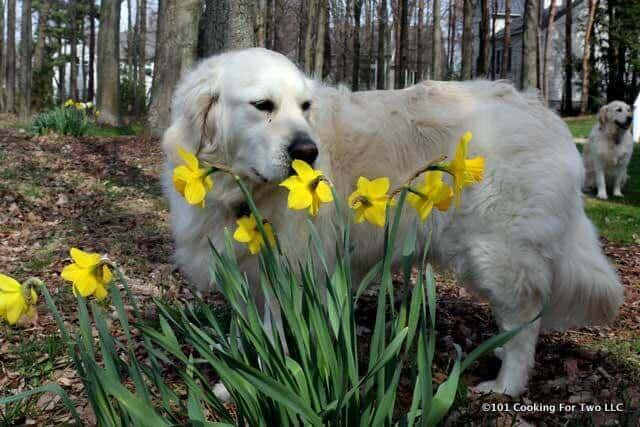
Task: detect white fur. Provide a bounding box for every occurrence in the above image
[162,48,624,397]
[584,101,634,199]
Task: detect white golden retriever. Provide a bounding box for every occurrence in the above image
[584,101,634,199]
[162,48,623,397]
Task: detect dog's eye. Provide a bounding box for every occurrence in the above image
[251,100,275,112]
[301,101,312,112]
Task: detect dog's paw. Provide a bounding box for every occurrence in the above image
[613,190,624,197]
[213,382,232,403]
[596,193,608,200]
[472,380,524,397]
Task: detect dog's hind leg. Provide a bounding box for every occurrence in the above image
[461,238,549,397]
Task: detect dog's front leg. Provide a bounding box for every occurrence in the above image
[596,167,608,200]
[612,169,626,197]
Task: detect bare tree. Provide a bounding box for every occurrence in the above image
[0,0,6,111]
[416,0,425,81]
[6,0,15,112]
[314,0,328,78]
[33,0,52,111]
[542,0,557,102]
[365,0,375,88]
[395,0,408,88]
[501,0,511,79]
[521,0,538,88]
[70,2,79,100]
[432,0,443,79]
[376,0,386,88]
[136,0,147,114]
[19,0,32,119]
[490,0,497,79]
[580,0,597,114]
[352,0,362,90]
[461,0,473,80]
[230,0,256,48]
[88,0,96,101]
[97,0,121,125]
[477,0,489,76]
[304,0,317,74]
[448,0,458,74]
[563,0,573,114]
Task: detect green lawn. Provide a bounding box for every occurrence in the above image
[565,115,597,139]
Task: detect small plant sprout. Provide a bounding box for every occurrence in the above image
[279,159,333,216]
[0,274,39,325]
[60,248,113,300]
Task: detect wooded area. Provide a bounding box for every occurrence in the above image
[0,0,639,135]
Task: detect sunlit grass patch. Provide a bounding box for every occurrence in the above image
[565,115,596,139]
[585,199,640,244]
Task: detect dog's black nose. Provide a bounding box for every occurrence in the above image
[288,133,318,165]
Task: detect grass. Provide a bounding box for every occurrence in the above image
[565,115,596,139]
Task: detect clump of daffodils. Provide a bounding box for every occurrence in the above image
[279,160,333,216]
[233,214,277,255]
[61,248,113,300]
[0,274,38,325]
[348,177,396,228]
[64,99,94,111]
[172,147,215,207]
[441,131,485,206]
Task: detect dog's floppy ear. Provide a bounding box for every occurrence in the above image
[598,105,608,128]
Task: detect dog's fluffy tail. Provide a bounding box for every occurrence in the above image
[544,213,624,330]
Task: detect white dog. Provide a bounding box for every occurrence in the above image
[583,101,634,199]
[161,48,623,397]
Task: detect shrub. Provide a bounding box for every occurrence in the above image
[0,182,525,426]
[28,106,91,137]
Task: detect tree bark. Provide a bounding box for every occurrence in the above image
[461,0,473,80]
[365,0,375,88]
[33,0,52,111]
[397,0,408,87]
[266,0,273,49]
[19,0,32,119]
[97,0,121,125]
[580,0,597,114]
[490,0,497,79]
[501,0,511,79]
[314,0,327,78]
[57,35,66,104]
[520,0,538,89]
[70,2,79,101]
[563,0,573,114]
[88,0,96,102]
[6,0,15,112]
[127,0,134,83]
[0,0,5,112]
[477,0,489,77]
[229,0,256,48]
[304,0,317,74]
[376,0,386,88]
[198,0,230,58]
[136,0,147,114]
[542,0,556,103]
[352,0,362,90]
[448,0,457,74]
[432,0,443,79]
[416,0,425,81]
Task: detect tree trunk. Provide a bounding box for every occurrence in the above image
[136,0,147,114]
[304,0,317,74]
[542,0,556,103]
[33,0,52,111]
[314,0,327,77]
[6,0,15,112]
[70,2,78,101]
[606,0,615,101]
[376,0,386,88]
[82,18,87,100]
[563,0,573,114]
[97,0,121,125]
[88,0,96,102]
[266,0,273,49]
[19,0,32,120]
[490,0,497,79]
[520,0,538,89]
[352,0,362,90]
[230,0,256,48]
[58,36,66,104]
[580,0,597,114]
[127,0,134,83]
[477,0,489,77]
[198,0,230,58]
[365,0,375,88]
[461,0,472,80]
[0,0,5,112]
[432,0,443,79]
[416,0,424,81]
[501,0,511,79]
[448,0,457,74]
[397,0,408,88]
[297,0,305,63]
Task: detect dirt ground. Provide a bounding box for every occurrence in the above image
[0,126,639,426]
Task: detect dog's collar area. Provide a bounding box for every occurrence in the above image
[232,202,251,218]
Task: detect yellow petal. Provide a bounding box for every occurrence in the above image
[364,205,386,228]
[70,248,102,268]
[204,175,214,191]
[6,299,25,325]
[94,284,108,301]
[73,272,99,297]
[61,264,85,282]
[465,157,485,182]
[368,177,391,198]
[100,265,113,286]
[0,274,21,292]
[185,179,207,205]
[315,181,333,202]
[291,159,317,181]
[178,147,200,171]
[279,176,303,190]
[288,188,313,210]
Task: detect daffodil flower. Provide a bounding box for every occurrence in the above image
[233,214,277,255]
[442,131,485,206]
[61,248,112,300]
[407,171,453,222]
[172,147,214,207]
[75,102,87,111]
[348,177,396,228]
[279,160,333,216]
[64,99,75,108]
[0,274,38,325]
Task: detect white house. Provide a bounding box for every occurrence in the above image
[633,92,640,143]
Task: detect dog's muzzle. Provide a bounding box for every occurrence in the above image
[287,132,319,166]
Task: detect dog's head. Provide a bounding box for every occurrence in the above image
[599,101,632,133]
[162,48,318,184]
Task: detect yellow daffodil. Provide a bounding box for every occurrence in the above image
[64,99,75,108]
[348,177,396,228]
[75,102,87,110]
[61,248,112,300]
[0,274,38,325]
[407,171,453,222]
[442,131,485,206]
[172,147,214,207]
[233,214,276,255]
[86,102,94,109]
[279,160,333,216]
